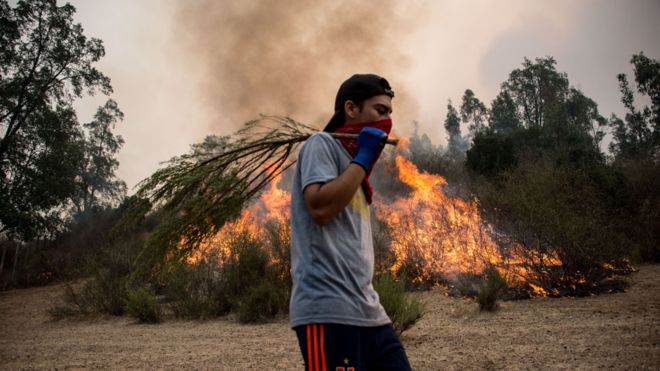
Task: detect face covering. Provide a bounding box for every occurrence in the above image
[333,118,392,204]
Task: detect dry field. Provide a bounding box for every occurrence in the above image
[1,265,659,370]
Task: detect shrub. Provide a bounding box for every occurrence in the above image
[237,280,288,323]
[126,286,161,323]
[263,220,292,285]
[84,268,129,315]
[477,267,508,311]
[474,161,633,295]
[49,266,129,319]
[47,229,146,319]
[224,234,289,323]
[372,217,397,277]
[223,234,270,299]
[161,229,290,323]
[614,160,660,262]
[374,273,424,334]
[163,260,229,320]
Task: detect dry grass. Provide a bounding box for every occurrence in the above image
[1,265,659,370]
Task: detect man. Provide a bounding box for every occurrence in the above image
[290,74,412,371]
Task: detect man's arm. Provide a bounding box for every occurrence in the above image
[303,164,366,226]
[303,127,386,226]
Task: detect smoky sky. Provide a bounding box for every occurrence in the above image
[477,0,660,121]
[68,0,660,190]
[174,0,427,134]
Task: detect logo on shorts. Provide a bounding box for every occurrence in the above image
[336,358,354,371]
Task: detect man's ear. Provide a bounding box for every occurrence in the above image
[344,100,360,119]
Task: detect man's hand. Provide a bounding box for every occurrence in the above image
[351,127,387,171]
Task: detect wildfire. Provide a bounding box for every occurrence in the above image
[190,154,561,296]
[187,172,291,265]
[376,156,503,282]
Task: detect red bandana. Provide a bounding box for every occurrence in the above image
[334,118,392,204]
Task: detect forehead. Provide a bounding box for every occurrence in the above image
[363,94,393,108]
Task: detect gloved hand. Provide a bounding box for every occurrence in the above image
[351,127,387,172]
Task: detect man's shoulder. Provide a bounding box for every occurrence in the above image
[302,131,339,151]
[308,131,335,142]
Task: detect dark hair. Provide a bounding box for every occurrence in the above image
[323,74,394,132]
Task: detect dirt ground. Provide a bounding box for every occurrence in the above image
[1,266,659,370]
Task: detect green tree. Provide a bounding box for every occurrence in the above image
[0,0,122,240]
[71,100,126,215]
[609,53,660,161]
[460,89,488,136]
[488,91,521,135]
[501,57,569,129]
[467,56,606,176]
[444,100,467,158]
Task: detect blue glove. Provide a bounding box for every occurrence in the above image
[351,127,387,171]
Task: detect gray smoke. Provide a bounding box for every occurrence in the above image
[174,0,426,134]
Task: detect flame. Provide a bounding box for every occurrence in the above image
[375,156,561,294]
[187,171,291,265]
[189,154,562,296]
[376,156,505,283]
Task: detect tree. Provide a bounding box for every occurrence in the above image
[460,89,488,136]
[444,100,467,158]
[0,0,122,240]
[609,53,660,161]
[501,57,569,129]
[408,121,440,173]
[608,53,660,262]
[488,91,521,135]
[467,56,606,175]
[70,100,126,216]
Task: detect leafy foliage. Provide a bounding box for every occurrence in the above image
[126,286,161,323]
[47,203,152,317]
[444,100,467,159]
[158,219,291,322]
[609,53,660,161]
[124,116,316,284]
[467,57,606,178]
[475,161,632,295]
[0,0,124,240]
[374,273,425,334]
[222,231,289,322]
[49,268,128,318]
[237,280,288,323]
[461,89,488,136]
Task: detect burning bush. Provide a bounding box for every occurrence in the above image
[162,257,229,320]
[374,156,544,294]
[475,161,633,296]
[162,216,291,322]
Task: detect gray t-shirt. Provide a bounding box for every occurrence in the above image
[289,132,390,328]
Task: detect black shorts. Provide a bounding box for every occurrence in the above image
[294,323,411,371]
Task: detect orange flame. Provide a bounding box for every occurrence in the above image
[190,154,561,296]
[187,171,291,265]
[375,156,505,283]
[375,156,561,293]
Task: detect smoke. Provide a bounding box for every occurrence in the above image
[174,0,427,135]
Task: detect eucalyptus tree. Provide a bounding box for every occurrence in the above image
[0,0,124,240]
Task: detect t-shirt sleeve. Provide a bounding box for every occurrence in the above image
[299,133,341,191]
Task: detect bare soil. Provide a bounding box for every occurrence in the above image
[1,265,659,370]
